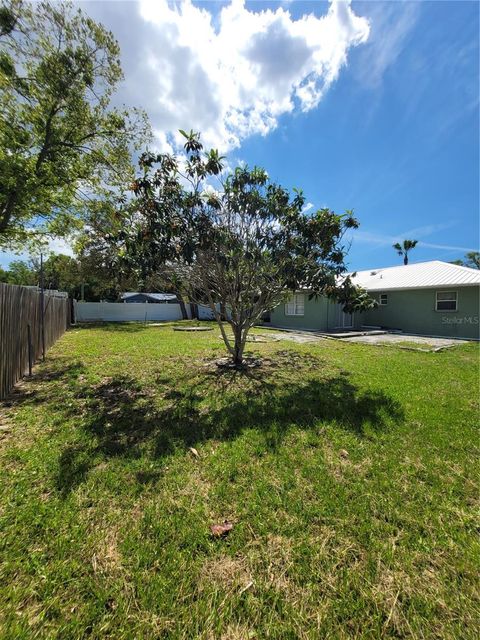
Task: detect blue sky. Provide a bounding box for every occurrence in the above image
[235,0,479,270]
[1,0,478,271]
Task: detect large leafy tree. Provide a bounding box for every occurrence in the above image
[117,131,374,366]
[73,194,155,301]
[0,258,37,285]
[0,254,80,292]
[0,250,133,300]
[77,196,191,315]
[0,0,149,248]
[393,239,418,265]
[33,253,80,295]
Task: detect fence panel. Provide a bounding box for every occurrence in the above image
[74,301,190,323]
[0,283,69,399]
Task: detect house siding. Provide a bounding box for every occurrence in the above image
[362,286,479,339]
[271,286,479,339]
[270,296,360,332]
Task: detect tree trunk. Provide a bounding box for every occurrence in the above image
[404,255,408,265]
[232,325,247,366]
[0,190,18,234]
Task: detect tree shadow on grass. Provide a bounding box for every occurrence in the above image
[54,350,404,495]
[2,360,86,408]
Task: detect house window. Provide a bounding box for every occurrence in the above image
[285,294,305,316]
[436,291,457,312]
[379,293,388,306]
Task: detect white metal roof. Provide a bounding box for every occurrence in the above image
[349,261,480,291]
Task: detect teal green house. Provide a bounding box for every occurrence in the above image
[270,261,480,340]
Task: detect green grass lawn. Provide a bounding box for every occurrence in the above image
[0,323,478,639]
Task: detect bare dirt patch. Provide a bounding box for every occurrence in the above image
[263,330,325,344]
[206,356,263,370]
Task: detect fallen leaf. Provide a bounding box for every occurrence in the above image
[189,447,199,458]
[210,521,234,538]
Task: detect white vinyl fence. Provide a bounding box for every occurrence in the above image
[74,301,191,323]
[197,304,217,320]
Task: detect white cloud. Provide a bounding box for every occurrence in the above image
[302,202,315,214]
[349,223,477,254]
[136,0,370,151]
[46,236,74,257]
[151,129,174,155]
[417,241,478,253]
[353,1,420,88]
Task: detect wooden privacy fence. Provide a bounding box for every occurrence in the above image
[0,283,70,399]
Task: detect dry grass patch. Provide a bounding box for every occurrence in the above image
[199,555,252,594]
[92,526,123,576]
[263,534,296,594]
[218,624,257,640]
[372,567,414,636]
[322,440,372,481]
[246,533,311,606]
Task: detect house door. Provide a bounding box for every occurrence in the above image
[336,305,354,329]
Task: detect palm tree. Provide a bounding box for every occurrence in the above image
[393,239,418,265]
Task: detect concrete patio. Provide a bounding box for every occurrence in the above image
[262,325,469,349]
